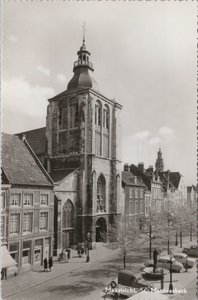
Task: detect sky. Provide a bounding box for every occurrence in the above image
[2,1,197,185]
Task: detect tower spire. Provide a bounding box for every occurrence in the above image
[82,22,87,45]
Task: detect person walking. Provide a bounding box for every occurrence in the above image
[66,248,71,261]
[48,256,53,271]
[153,248,159,273]
[44,257,48,271]
[63,249,68,262]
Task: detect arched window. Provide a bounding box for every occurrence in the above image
[62,200,74,229]
[59,107,67,129]
[97,175,106,212]
[95,101,102,127]
[103,104,109,130]
[95,100,102,156]
[103,104,109,158]
[69,103,78,128]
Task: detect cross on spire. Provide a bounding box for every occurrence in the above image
[82,21,87,43]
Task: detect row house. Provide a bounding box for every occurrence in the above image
[1,134,54,278]
[122,164,146,229]
[130,163,164,215]
[187,185,197,206]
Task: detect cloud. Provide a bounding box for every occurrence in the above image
[158,126,175,140]
[8,35,18,43]
[57,74,66,83]
[3,77,55,118]
[148,136,161,145]
[36,65,51,76]
[132,130,151,141]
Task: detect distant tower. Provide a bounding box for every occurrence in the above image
[155,148,164,173]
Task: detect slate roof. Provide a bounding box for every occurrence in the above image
[159,171,175,191]
[49,169,76,183]
[122,171,145,187]
[169,172,182,189]
[1,133,53,187]
[16,127,46,156]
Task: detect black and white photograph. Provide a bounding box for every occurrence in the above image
[1,1,197,300]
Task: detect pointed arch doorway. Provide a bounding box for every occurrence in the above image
[96,217,107,242]
[62,199,74,248]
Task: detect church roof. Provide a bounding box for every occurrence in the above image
[67,67,99,91]
[16,127,46,156]
[169,172,182,189]
[1,133,53,187]
[49,169,76,183]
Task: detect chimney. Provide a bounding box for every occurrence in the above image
[124,163,130,172]
[138,162,144,173]
[22,134,26,142]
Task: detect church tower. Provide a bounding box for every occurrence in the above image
[46,33,122,250]
[155,148,164,173]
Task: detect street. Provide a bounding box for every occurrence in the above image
[2,234,196,300]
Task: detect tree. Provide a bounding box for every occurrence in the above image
[144,207,161,259]
[172,200,197,245]
[101,215,139,269]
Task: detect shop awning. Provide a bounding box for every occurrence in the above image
[1,246,17,268]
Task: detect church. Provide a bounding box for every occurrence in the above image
[19,35,123,255]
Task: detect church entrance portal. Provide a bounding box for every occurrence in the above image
[96,218,107,242]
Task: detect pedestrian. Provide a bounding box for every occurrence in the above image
[63,249,68,262]
[44,257,48,271]
[48,256,53,271]
[153,248,159,273]
[77,244,81,257]
[81,246,84,257]
[66,248,71,261]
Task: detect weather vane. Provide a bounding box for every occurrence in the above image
[82,21,87,43]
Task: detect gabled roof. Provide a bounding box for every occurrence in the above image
[49,169,76,183]
[169,172,182,189]
[187,185,198,193]
[130,164,152,190]
[122,171,145,187]
[159,171,175,191]
[1,133,53,187]
[16,127,46,156]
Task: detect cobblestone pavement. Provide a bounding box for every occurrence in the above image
[1,234,196,300]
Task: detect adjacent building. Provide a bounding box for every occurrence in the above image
[187,185,197,206]
[130,163,164,213]
[1,134,54,277]
[122,164,146,229]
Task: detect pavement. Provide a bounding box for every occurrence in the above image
[1,234,197,300]
[1,244,120,299]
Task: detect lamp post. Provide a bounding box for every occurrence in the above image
[190,222,192,242]
[185,255,188,272]
[180,223,182,248]
[168,253,173,294]
[149,224,152,260]
[123,248,126,269]
[175,231,178,246]
[86,232,91,263]
[167,213,170,255]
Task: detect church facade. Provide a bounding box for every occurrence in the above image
[44,38,122,254]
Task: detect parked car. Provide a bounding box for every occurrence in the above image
[105,270,152,298]
[183,245,198,257]
[173,252,195,268]
[144,256,183,272]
